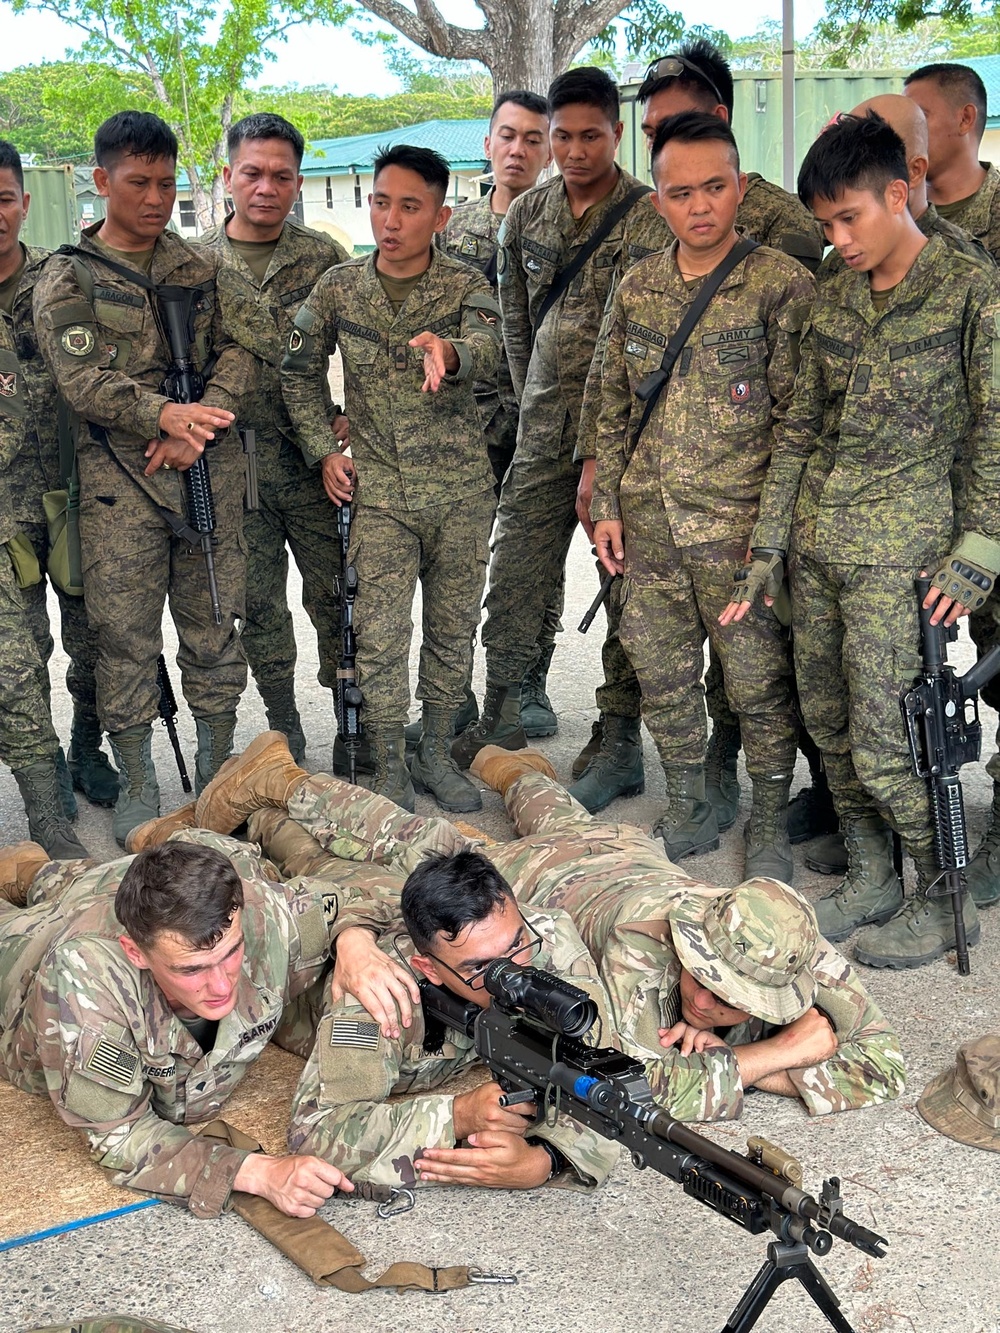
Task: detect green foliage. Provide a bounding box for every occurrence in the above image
[813,0,995,62]
[0,61,155,161]
[729,15,954,70]
[240,85,493,141]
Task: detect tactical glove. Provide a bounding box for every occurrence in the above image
[730,548,786,612]
[931,533,1000,612]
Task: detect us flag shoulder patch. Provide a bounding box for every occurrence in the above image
[330,1019,380,1050]
[86,1037,140,1085]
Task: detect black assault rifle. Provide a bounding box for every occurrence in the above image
[157,286,223,626]
[420,961,887,1333]
[155,655,192,793]
[899,575,1000,975]
[578,569,616,635]
[335,501,364,783]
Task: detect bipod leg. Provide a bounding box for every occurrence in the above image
[720,1242,855,1333]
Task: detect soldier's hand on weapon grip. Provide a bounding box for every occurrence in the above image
[144,437,204,476]
[330,927,419,1038]
[321,453,357,506]
[658,1022,730,1057]
[593,519,625,577]
[158,401,234,449]
[576,458,597,541]
[409,331,459,393]
[234,1152,353,1217]
[719,548,785,626]
[453,1080,536,1139]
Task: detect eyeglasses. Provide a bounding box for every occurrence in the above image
[643,55,726,111]
[426,918,544,991]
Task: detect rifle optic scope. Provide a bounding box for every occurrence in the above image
[484,961,598,1039]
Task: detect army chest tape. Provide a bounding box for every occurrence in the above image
[530,183,652,349]
[631,236,759,448]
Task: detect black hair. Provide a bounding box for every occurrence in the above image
[94,111,178,169]
[547,66,619,125]
[115,842,245,951]
[905,62,989,138]
[797,111,908,209]
[490,90,549,130]
[637,37,735,122]
[0,139,24,193]
[651,111,740,178]
[372,143,450,203]
[401,850,514,953]
[228,112,305,167]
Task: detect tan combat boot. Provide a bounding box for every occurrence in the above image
[470,745,558,798]
[0,841,50,907]
[195,732,309,834]
[247,807,338,879]
[125,800,198,852]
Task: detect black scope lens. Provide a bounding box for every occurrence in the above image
[483,960,598,1038]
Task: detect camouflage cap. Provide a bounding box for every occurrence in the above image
[667,877,819,1024]
[917,1035,1000,1153]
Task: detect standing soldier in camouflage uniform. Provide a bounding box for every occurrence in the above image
[905,65,1000,910]
[726,112,1000,969]
[573,39,825,828]
[0,760,406,1215]
[453,67,650,769]
[1,141,118,818]
[282,145,501,817]
[594,115,811,880]
[197,114,350,765]
[429,91,558,743]
[34,112,254,846]
[0,143,89,858]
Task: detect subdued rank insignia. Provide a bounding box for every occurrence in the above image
[287,328,304,355]
[86,1037,140,1085]
[0,371,17,396]
[625,340,648,359]
[330,1019,381,1050]
[525,257,542,273]
[461,235,480,257]
[718,346,749,365]
[476,309,497,326]
[104,343,118,361]
[730,379,751,403]
[395,345,409,371]
[61,326,96,357]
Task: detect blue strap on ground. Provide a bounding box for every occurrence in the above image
[0,1198,160,1252]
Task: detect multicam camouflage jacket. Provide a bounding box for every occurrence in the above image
[281,248,500,511]
[196,215,348,446]
[0,841,395,1216]
[287,903,621,1192]
[752,234,1000,563]
[590,240,815,545]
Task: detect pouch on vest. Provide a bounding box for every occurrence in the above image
[5,532,42,589]
[42,486,84,597]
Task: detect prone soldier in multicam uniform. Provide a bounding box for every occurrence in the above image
[727,112,1000,969]
[905,64,1000,911]
[217,741,903,1125]
[0,143,89,859]
[430,90,558,744]
[572,40,826,832]
[1,140,119,822]
[0,738,410,1217]
[282,144,501,818]
[594,114,812,883]
[197,114,350,765]
[33,112,255,847]
[452,67,651,770]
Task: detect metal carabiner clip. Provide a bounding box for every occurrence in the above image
[377,1186,415,1219]
[468,1269,519,1285]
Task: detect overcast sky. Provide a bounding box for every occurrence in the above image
[2,0,829,94]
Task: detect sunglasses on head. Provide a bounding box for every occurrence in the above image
[643,55,726,111]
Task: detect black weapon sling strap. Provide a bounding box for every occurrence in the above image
[530,183,651,348]
[631,236,759,447]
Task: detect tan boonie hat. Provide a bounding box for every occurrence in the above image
[917,1036,1000,1153]
[668,877,819,1024]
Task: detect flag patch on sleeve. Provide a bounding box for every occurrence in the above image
[330,1019,380,1050]
[86,1038,140,1085]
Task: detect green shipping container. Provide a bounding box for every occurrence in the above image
[22,164,78,251]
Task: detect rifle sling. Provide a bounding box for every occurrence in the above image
[631,237,759,447]
[530,183,651,348]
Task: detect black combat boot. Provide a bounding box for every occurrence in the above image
[12,760,90,859]
[813,816,902,943]
[743,775,793,882]
[704,723,741,832]
[654,764,719,861]
[571,717,604,782]
[961,780,1000,907]
[67,710,119,806]
[404,683,479,754]
[194,712,238,795]
[410,706,483,813]
[520,643,557,738]
[451,681,525,770]
[369,725,415,813]
[107,725,161,849]
[567,714,644,814]
[55,747,78,821]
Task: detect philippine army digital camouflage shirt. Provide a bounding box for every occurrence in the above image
[288,903,621,1192]
[197,215,348,445]
[818,202,992,282]
[32,223,254,514]
[942,161,1000,263]
[752,234,1000,563]
[496,773,905,1123]
[0,841,395,1216]
[281,248,500,511]
[590,240,815,545]
[497,166,649,419]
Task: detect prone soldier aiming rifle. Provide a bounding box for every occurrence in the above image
[900,575,1000,975]
[421,960,887,1333]
[335,498,364,783]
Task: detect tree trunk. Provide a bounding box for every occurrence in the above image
[485,0,556,95]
